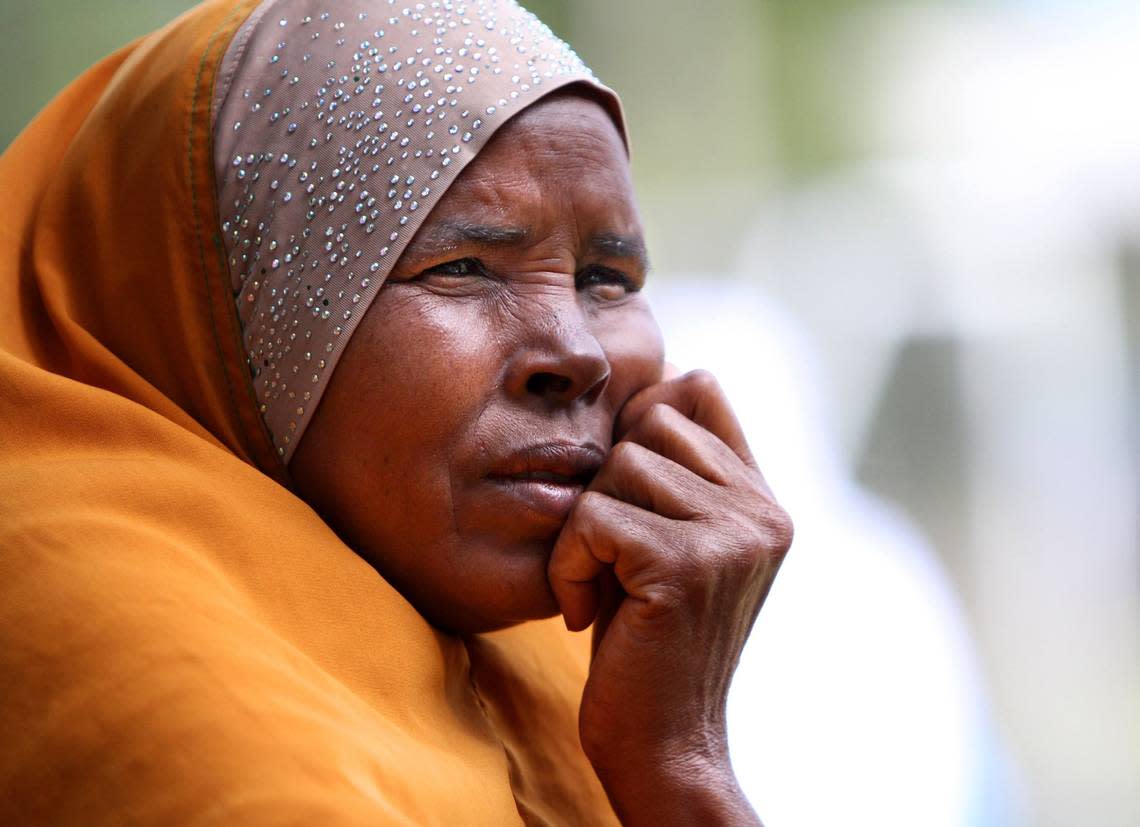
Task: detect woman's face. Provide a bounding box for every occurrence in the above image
[290,93,664,633]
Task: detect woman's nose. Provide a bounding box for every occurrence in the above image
[505,314,611,407]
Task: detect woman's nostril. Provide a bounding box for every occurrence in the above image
[526,372,573,397]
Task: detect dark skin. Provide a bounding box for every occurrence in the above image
[291,92,793,825]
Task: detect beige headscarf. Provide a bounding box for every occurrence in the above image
[213,0,625,462]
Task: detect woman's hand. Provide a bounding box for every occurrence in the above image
[548,369,793,826]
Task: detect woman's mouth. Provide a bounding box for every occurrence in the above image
[510,469,590,484]
[482,442,605,524]
[485,475,586,521]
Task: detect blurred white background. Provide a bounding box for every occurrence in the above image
[4,1,1137,825]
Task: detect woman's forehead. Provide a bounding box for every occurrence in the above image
[461,94,629,182]
[426,97,638,225]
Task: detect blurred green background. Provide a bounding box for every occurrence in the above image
[4,2,1138,826]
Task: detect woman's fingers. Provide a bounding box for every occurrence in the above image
[589,440,705,519]
[615,369,758,473]
[548,491,673,632]
[619,401,745,487]
[554,365,786,632]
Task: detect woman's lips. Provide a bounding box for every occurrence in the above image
[484,475,586,522]
[481,442,605,525]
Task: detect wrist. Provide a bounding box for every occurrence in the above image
[589,743,759,827]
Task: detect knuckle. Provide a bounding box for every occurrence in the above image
[643,401,676,431]
[726,500,793,565]
[625,402,681,451]
[762,505,795,555]
[684,368,721,396]
[573,490,607,522]
[608,439,644,468]
[640,580,690,620]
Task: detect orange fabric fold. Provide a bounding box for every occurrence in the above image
[0,1,617,823]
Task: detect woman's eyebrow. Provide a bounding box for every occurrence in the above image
[407,221,649,270]
[410,221,531,256]
[589,233,650,271]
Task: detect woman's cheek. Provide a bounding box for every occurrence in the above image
[600,303,665,412]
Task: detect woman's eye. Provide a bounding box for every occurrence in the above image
[576,265,637,294]
[422,257,485,278]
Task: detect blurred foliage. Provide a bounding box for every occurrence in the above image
[0,0,569,149]
[765,0,905,173]
[0,0,196,147]
[520,0,568,39]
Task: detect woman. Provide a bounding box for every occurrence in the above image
[0,0,792,823]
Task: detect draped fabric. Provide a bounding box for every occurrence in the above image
[0,1,618,822]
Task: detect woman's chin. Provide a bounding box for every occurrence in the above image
[401,538,565,635]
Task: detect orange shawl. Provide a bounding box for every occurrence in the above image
[0,1,615,823]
